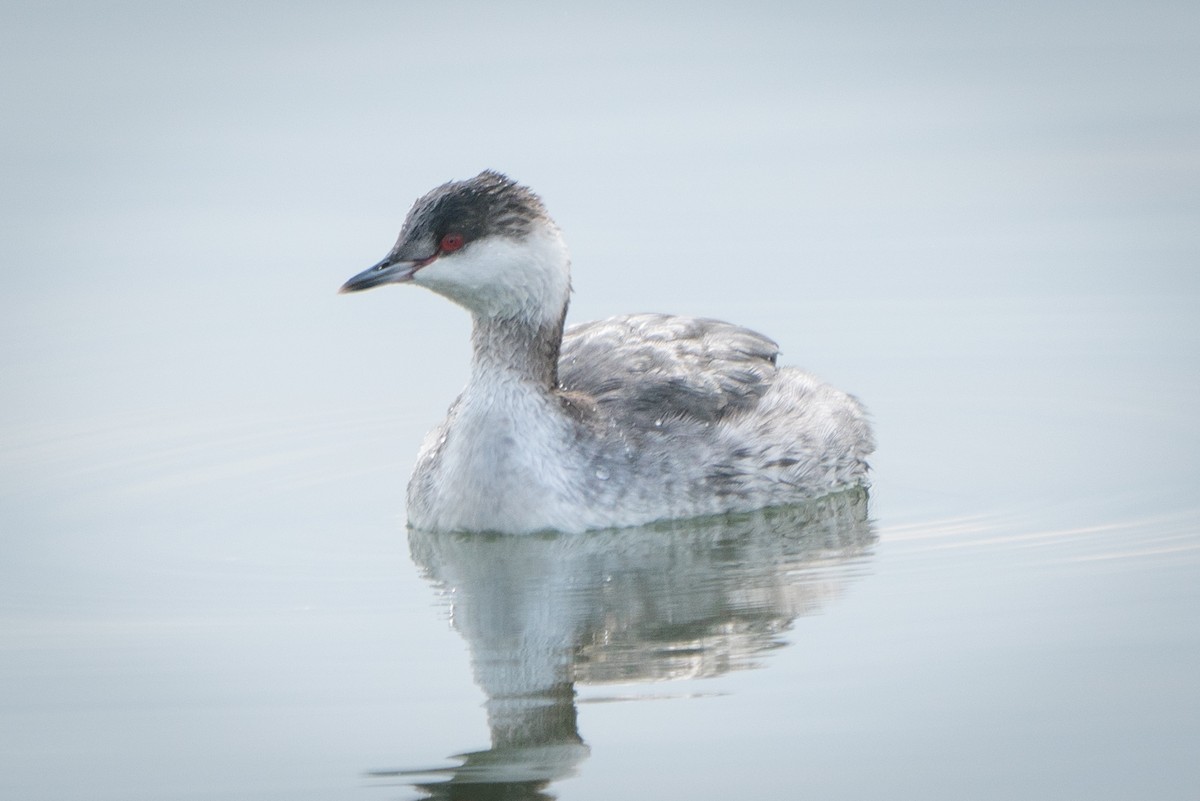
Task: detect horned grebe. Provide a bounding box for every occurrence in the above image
[340,171,873,533]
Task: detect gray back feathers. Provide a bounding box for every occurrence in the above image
[559,313,780,427]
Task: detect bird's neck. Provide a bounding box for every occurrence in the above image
[468,305,567,391]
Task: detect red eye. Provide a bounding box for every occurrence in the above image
[440,233,465,253]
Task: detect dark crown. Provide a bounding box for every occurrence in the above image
[401,170,550,247]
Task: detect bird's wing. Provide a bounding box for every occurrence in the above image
[558,313,779,425]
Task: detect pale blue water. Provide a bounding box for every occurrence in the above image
[2,4,1198,800]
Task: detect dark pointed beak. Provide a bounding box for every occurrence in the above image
[339,255,425,294]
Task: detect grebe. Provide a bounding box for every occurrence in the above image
[340,171,873,533]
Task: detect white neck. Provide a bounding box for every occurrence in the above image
[418,323,578,533]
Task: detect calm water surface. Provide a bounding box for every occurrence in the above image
[2,4,1198,800]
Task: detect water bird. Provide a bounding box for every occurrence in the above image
[340,171,873,533]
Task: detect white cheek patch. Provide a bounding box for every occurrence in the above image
[413,231,570,323]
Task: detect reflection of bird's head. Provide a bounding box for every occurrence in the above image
[394,490,873,798]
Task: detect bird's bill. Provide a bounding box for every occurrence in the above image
[339,256,425,293]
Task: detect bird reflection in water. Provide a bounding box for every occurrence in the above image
[369,487,874,799]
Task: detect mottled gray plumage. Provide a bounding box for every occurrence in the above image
[341,171,874,534]
[547,312,872,519]
[560,314,778,425]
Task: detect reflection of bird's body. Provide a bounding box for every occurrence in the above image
[341,171,874,534]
